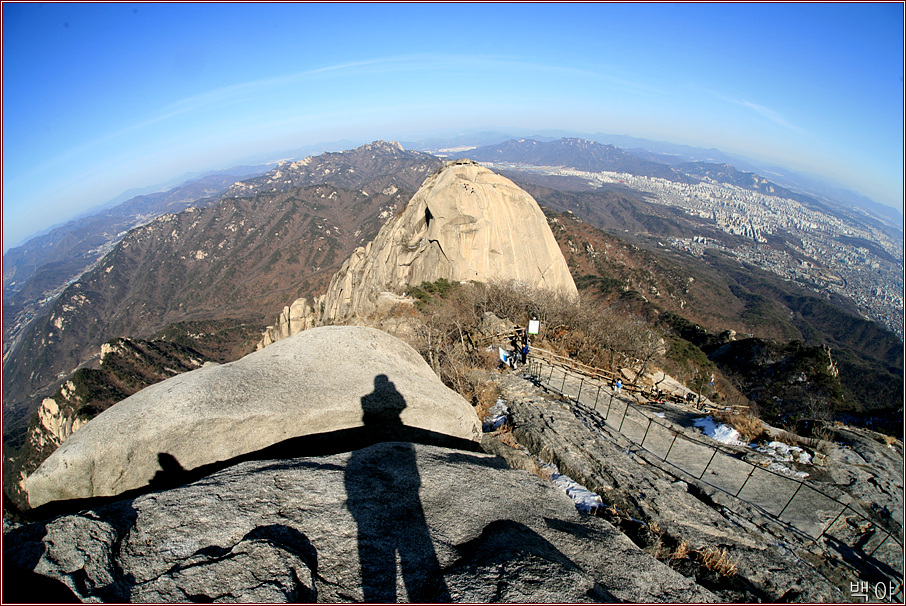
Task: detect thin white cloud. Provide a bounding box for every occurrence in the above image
[15,53,649,181]
[715,92,806,134]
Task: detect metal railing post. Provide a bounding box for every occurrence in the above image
[618,403,630,433]
[641,417,653,448]
[593,385,601,411]
[576,377,584,402]
[777,483,804,519]
[868,532,891,557]
[561,369,568,392]
[735,465,756,498]
[548,364,554,383]
[815,504,849,544]
[699,448,719,480]
[606,392,614,420]
[664,431,679,461]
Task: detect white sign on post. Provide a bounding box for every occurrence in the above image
[528,319,540,334]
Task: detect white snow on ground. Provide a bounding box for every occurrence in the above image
[550,473,603,513]
[693,418,813,478]
[537,462,603,513]
[693,416,746,446]
[767,462,810,479]
[482,399,508,433]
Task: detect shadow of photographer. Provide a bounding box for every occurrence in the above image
[344,374,451,602]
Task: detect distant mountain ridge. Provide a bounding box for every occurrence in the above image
[413,130,901,230]
[676,161,820,204]
[224,140,439,199]
[459,137,901,242]
[466,138,697,184]
[3,166,273,298]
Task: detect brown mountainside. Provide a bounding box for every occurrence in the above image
[2,172,267,365]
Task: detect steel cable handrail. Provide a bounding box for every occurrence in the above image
[526,357,903,558]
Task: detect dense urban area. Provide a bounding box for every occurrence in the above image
[487,162,904,340]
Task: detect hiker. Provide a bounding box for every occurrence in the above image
[615,379,622,394]
[521,343,529,363]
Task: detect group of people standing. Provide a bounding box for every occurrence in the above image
[505,330,530,369]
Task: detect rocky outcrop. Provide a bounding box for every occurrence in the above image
[256,160,579,348]
[5,443,717,603]
[258,296,324,349]
[30,394,88,459]
[25,326,481,508]
[322,159,578,323]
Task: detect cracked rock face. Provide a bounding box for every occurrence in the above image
[4,443,716,603]
[322,160,578,322]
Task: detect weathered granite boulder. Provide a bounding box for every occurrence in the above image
[5,443,717,603]
[25,326,481,508]
[321,159,578,323]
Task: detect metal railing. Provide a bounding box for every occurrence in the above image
[526,357,903,571]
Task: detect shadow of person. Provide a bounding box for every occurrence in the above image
[345,374,452,602]
[149,453,190,490]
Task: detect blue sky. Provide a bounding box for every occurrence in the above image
[3,3,903,249]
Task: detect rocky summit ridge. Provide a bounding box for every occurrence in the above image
[9,326,720,604]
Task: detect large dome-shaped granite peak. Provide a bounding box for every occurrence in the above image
[321,159,578,322]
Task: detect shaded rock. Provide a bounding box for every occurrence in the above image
[5,443,716,603]
[25,326,481,508]
[321,160,578,323]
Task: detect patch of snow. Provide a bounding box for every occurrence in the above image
[482,399,508,433]
[535,461,602,513]
[655,412,666,418]
[767,462,809,479]
[693,416,745,446]
[550,473,603,513]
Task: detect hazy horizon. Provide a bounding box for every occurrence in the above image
[4,3,903,249]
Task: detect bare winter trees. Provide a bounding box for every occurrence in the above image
[402,279,665,393]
